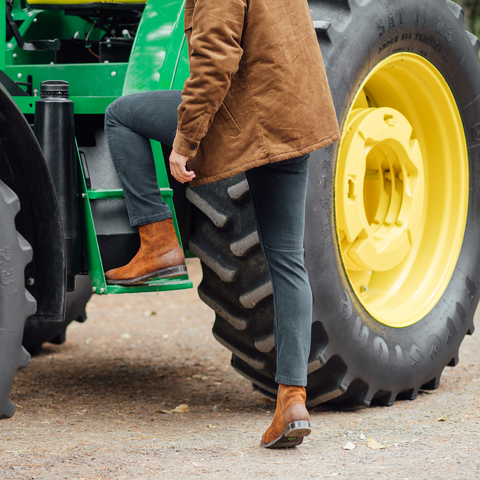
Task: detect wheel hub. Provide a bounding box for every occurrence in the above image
[334,53,468,327]
[337,107,424,272]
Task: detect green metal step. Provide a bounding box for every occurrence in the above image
[78,139,193,294]
[105,276,192,294]
[86,188,173,200]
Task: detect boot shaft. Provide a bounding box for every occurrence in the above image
[139,218,179,256]
[278,384,309,423]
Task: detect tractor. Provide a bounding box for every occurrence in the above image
[2,0,480,419]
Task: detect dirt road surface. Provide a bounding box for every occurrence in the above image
[1,259,480,479]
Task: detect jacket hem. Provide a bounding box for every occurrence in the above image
[188,130,340,187]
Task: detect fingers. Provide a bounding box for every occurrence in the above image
[174,163,195,183]
[169,150,196,184]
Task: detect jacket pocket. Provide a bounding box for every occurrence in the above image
[218,102,243,138]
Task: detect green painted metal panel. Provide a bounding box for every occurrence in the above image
[77,143,108,295]
[107,276,192,294]
[4,0,194,294]
[14,96,118,114]
[166,35,186,89]
[158,7,185,90]
[7,7,107,66]
[87,188,173,200]
[87,189,126,200]
[171,32,190,89]
[6,10,50,66]
[123,0,184,94]
[6,63,127,97]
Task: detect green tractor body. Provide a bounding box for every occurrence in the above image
[1,0,480,419]
[2,0,191,298]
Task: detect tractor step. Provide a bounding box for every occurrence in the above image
[78,139,193,295]
[105,276,192,294]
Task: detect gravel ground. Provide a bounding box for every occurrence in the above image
[1,258,480,479]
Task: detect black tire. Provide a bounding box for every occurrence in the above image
[22,275,92,356]
[0,180,37,419]
[190,0,480,408]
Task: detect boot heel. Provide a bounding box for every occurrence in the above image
[154,264,188,279]
[283,420,311,439]
[261,421,311,449]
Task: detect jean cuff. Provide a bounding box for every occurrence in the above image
[130,211,173,227]
[275,374,307,387]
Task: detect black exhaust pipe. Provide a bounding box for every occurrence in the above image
[34,80,81,291]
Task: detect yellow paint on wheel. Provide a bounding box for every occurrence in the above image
[335,53,468,328]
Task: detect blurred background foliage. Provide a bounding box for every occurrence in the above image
[454,0,480,38]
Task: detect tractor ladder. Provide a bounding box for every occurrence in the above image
[78,139,193,295]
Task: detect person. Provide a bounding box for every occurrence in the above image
[104,0,339,448]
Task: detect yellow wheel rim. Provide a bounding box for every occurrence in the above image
[335,53,469,328]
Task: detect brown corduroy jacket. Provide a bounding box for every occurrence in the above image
[172,0,340,187]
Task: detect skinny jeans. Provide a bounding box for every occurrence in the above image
[105,91,312,386]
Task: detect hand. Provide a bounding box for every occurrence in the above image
[169,149,196,184]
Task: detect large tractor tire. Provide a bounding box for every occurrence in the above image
[0,180,37,419]
[22,275,92,356]
[190,0,480,408]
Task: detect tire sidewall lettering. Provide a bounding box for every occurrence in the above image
[373,336,389,365]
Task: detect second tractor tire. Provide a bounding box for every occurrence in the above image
[0,180,36,419]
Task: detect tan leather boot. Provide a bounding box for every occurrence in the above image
[105,218,186,285]
[261,384,311,449]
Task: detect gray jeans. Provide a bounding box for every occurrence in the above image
[105,91,312,386]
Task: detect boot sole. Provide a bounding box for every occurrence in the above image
[105,264,188,285]
[260,420,311,449]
